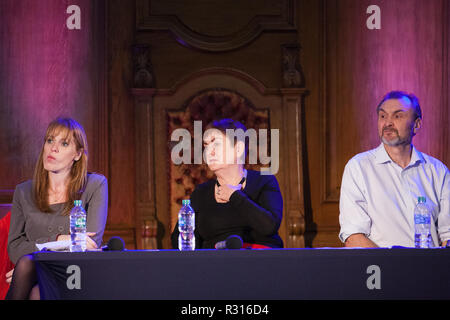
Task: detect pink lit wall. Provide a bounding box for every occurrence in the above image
[319,0,450,202]
[0,0,106,193]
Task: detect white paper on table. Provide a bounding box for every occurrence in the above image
[36,240,71,251]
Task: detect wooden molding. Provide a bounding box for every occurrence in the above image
[280,89,307,247]
[320,0,340,203]
[135,0,297,52]
[0,189,13,204]
[132,91,158,249]
[95,0,109,182]
[146,67,281,96]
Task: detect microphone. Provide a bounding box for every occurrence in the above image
[102,236,125,251]
[215,235,243,249]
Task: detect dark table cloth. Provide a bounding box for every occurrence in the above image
[33,248,450,300]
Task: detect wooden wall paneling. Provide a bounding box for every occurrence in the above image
[331,0,447,164]
[135,0,297,52]
[411,0,449,165]
[280,89,308,247]
[106,0,137,248]
[304,0,450,248]
[132,88,158,249]
[316,0,342,247]
[297,0,320,247]
[0,0,110,241]
[134,0,299,93]
[0,204,12,220]
[93,0,109,181]
[322,0,338,205]
[0,1,102,196]
[298,0,344,247]
[153,94,171,249]
[443,0,450,166]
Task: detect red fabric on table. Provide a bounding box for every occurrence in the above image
[242,242,271,249]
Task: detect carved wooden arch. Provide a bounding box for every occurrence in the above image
[135,0,297,52]
[152,67,280,96]
[132,67,307,249]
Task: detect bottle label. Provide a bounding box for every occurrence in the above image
[75,217,86,228]
[414,215,430,224]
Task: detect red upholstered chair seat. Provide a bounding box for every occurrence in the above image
[0,212,14,300]
[242,243,271,249]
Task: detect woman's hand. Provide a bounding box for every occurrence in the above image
[6,268,14,284]
[57,232,98,249]
[215,184,242,203]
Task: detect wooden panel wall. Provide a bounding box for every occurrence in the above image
[106,0,137,247]
[0,0,108,225]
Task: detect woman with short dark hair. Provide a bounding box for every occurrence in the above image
[171,118,283,249]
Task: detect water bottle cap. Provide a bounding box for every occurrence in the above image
[74,200,83,206]
[182,199,190,205]
[417,196,426,203]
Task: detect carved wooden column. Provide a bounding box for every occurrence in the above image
[281,43,307,248]
[131,45,158,249]
[281,88,308,248]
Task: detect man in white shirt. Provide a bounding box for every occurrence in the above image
[339,91,450,247]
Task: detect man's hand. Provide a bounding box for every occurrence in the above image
[345,233,378,248]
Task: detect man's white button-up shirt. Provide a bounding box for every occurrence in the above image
[339,143,450,247]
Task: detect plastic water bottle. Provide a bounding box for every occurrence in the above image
[70,200,87,252]
[414,196,431,248]
[178,199,195,251]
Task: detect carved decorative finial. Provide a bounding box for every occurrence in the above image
[288,214,305,237]
[133,45,154,88]
[282,44,305,88]
[142,218,157,249]
[288,212,306,248]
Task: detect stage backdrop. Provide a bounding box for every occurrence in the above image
[0,0,111,235]
[0,0,449,249]
[300,0,450,246]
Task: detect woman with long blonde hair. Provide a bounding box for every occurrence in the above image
[5,117,108,299]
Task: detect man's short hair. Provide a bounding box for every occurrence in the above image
[376,91,422,120]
